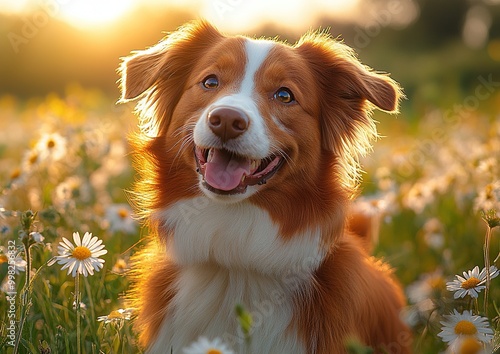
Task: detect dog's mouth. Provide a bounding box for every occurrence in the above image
[194,146,284,195]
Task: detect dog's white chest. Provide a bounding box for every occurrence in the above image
[147,198,324,353]
[148,266,306,353]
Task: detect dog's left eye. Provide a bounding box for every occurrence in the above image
[202,75,219,89]
[274,87,295,104]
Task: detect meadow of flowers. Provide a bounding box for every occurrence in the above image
[0,84,499,353]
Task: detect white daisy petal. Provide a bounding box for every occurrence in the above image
[60,258,74,270]
[92,249,108,258]
[61,237,74,250]
[183,336,234,354]
[91,243,105,252]
[57,257,71,265]
[87,236,100,249]
[82,232,92,246]
[73,232,82,246]
[77,261,86,277]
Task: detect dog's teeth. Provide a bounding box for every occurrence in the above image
[207,149,214,162]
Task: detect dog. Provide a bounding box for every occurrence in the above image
[119,20,412,354]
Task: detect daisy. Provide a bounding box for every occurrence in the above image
[438,310,493,345]
[407,270,446,304]
[476,157,498,177]
[14,256,27,274]
[352,196,389,217]
[105,204,137,234]
[22,148,41,173]
[446,266,499,299]
[403,180,435,213]
[446,336,488,354]
[30,231,44,243]
[48,232,107,277]
[111,257,130,274]
[421,218,445,250]
[8,167,27,188]
[54,176,91,208]
[473,181,500,213]
[35,132,67,162]
[97,308,133,324]
[182,337,234,354]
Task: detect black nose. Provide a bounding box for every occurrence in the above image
[207,107,249,143]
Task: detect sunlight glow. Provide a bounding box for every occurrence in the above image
[0,0,363,32]
[56,0,134,29]
[201,0,360,33]
[0,0,31,13]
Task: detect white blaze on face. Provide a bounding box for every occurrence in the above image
[193,39,274,158]
[193,39,278,200]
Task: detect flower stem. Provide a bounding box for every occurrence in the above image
[483,226,492,317]
[75,273,81,354]
[13,213,34,354]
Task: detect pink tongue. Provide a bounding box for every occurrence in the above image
[205,149,250,191]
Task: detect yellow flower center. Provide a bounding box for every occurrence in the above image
[107,310,123,320]
[117,208,129,219]
[461,277,480,289]
[454,320,478,335]
[47,139,56,149]
[113,259,127,271]
[10,168,21,180]
[207,350,222,354]
[485,184,493,199]
[0,254,8,263]
[29,153,39,165]
[459,336,483,354]
[429,277,446,290]
[72,246,91,260]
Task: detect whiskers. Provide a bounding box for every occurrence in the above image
[271,142,293,168]
[168,121,197,171]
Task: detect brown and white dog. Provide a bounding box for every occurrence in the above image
[119,20,411,354]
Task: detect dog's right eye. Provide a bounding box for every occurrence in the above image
[202,75,219,89]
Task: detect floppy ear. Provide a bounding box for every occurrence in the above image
[118,20,223,102]
[296,31,402,186]
[346,66,399,113]
[119,45,168,101]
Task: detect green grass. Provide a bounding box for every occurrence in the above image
[0,86,499,353]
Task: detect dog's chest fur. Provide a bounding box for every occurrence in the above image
[147,198,324,353]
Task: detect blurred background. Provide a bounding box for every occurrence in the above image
[1,1,500,353]
[1,0,500,111]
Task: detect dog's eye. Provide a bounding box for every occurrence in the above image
[274,87,295,104]
[202,75,219,89]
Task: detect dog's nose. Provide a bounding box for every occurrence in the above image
[207,107,249,142]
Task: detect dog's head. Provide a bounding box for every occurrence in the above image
[120,20,400,235]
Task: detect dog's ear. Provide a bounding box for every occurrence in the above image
[296,32,402,187]
[119,45,167,101]
[119,20,223,102]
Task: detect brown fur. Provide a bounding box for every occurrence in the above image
[120,20,411,353]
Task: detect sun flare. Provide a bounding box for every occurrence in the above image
[56,0,134,29]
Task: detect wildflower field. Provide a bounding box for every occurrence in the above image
[0,80,499,354]
[1,1,500,350]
